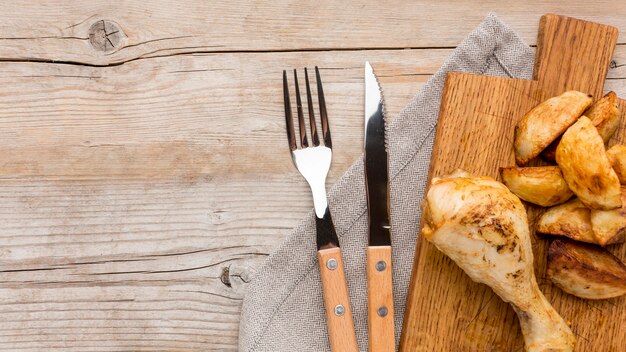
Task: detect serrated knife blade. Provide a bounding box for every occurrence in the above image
[364,61,391,247]
[364,61,395,352]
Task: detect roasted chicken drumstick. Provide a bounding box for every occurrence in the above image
[422,170,575,352]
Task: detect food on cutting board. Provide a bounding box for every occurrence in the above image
[536,198,596,244]
[494,89,626,302]
[608,145,626,184]
[556,116,622,210]
[421,85,624,346]
[422,171,575,352]
[541,91,621,161]
[591,187,626,246]
[589,91,622,142]
[547,239,626,300]
[514,91,592,165]
[500,166,573,207]
[536,195,626,246]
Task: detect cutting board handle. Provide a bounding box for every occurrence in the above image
[533,14,618,98]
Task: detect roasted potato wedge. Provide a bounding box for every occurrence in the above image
[500,166,573,206]
[547,239,626,300]
[607,144,626,184]
[541,91,621,162]
[589,91,621,142]
[556,116,622,210]
[590,187,626,246]
[515,91,592,165]
[536,198,595,243]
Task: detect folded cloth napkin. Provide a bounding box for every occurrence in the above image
[239,13,535,352]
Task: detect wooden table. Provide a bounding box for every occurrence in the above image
[0,2,625,351]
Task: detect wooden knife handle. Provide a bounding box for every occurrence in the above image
[367,245,395,352]
[317,247,358,352]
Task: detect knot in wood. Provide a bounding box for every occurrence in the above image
[220,266,232,287]
[89,20,125,52]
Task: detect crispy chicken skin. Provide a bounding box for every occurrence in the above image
[422,171,575,352]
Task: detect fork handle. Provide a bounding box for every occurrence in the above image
[367,245,395,352]
[317,247,358,352]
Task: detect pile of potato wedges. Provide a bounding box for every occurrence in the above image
[502,90,626,300]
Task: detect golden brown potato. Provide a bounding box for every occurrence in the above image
[607,144,626,184]
[541,91,621,161]
[540,92,620,162]
[500,166,573,206]
[547,239,626,300]
[536,198,595,243]
[556,116,622,210]
[590,187,626,246]
[588,91,621,142]
[515,91,592,165]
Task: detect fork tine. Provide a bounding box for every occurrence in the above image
[304,68,320,146]
[293,69,309,148]
[283,70,297,151]
[315,66,332,149]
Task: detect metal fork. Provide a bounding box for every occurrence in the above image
[283,67,358,352]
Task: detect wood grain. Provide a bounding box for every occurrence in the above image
[0,48,438,351]
[1,2,626,351]
[317,247,358,352]
[3,1,626,66]
[366,246,395,352]
[534,14,619,99]
[401,15,625,352]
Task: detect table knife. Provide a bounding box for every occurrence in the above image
[364,61,395,352]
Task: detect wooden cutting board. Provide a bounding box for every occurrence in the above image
[400,14,625,352]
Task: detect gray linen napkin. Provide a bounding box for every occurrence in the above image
[239,13,535,352]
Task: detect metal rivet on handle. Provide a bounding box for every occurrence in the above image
[326,258,337,270]
[377,306,388,317]
[334,304,345,316]
[375,260,386,272]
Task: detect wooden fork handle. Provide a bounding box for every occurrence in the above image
[367,245,395,352]
[317,247,358,352]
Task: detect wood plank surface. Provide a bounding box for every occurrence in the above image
[0,2,626,351]
[0,48,443,352]
[401,15,625,352]
[2,1,626,65]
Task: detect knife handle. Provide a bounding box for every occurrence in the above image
[367,245,395,352]
[317,247,358,352]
